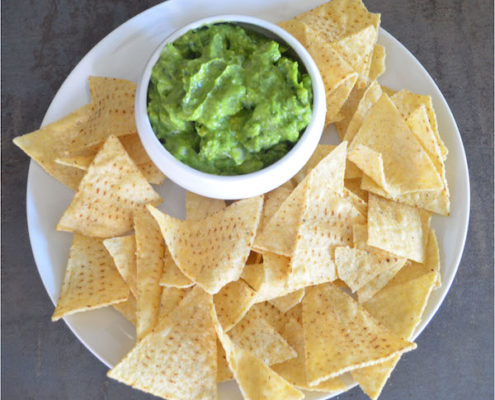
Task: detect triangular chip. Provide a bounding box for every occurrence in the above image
[103,235,137,297]
[134,209,164,340]
[229,310,297,366]
[159,247,194,288]
[348,94,443,196]
[108,286,217,400]
[352,271,437,399]
[213,307,303,400]
[185,191,226,220]
[57,135,162,237]
[367,194,426,262]
[356,260,406,303]
[214,279,257,331]
[52,234,129,321]
[269,289,305,313]
[368,44,386,81]
[303,283,416,385]
[113,294,137,326]
[148,196,263,294]
[273,318,347,392]
[157,286,192,326]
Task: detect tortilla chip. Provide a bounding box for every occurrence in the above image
[213,308,303,400]
[278,20,358,124]
[356,260,407,303]
[185,191,226,220]
[291,144,336,185]
[52,234,129,321]
[381,85,397,97]
[55,154,93,170]
[159,247,194,288]
[248,302,290,334]
[361,174,450,216]
[148,196,262,294]
[269,289,305,313]
[348,94,443,196]
[342,80,383,142]
[217,339,233,382]
[57,136,162,238]
[352,271,437,399]
[258,186,292,234]
[229,310,297,365]
[273,318,347,392]
[134,209,164,340]
[157,286,192,326]
[367,194,426,262]
[214,279,257,331]
[335,246,404,292]
[391,89,447,159]
[13,105,92,190]
[108,286,217,400]
[113,294,137,326]
[345,178,368,202]
[303,283,416,386]
[103,235,137,297]
[368,44,386,81]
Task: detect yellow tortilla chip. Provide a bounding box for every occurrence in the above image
[348,94,443,196]
[361,173,450,216]
[185,191,226,220]
[57,136,162,238]
[108,287,217,400]
[113,294,137,326]
[248,301,290,334]
[217,339,233,382]
[214,279,257,331]
[278,20,358,124]
[258,186,292,234]
[103,235,137,297]
[368,44,386,81]
[269,289,305,313]
[52,234,129,321]
[273,318,347,392]
[367,194,426,262]
[159,247,194,288]
[148,196,263,294]
[157,286,192,326]
[213,307,304,400]
[134,209,164,340]
[391,89,447,160]
[352,271,437,399]
[229,310,297,365]
[335,246,403,292]
[303,283,416,386]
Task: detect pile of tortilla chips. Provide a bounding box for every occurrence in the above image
[14,1,450,400]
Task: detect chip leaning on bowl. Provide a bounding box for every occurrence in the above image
[12,0,452,400]
[147,22,314,175]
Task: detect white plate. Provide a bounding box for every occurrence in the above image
[26,0,470,398]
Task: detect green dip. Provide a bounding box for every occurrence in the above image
[147,23,313,175]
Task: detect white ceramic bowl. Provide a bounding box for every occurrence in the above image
[135,15,326,200]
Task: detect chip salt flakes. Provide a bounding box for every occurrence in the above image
[113,294,137,326]
[278,19,358,124]
[273,318,346,392]
[229,310,297,366]
[348,94,443,196]
[134,209,165,340]
[185,191,226,220]
[214,279,257,332]
[148,196,263,294]
[56,136,162,238]
[367,194,427,262]
[269,289,305,313]
[108,287,217,400]
[52,234,129,321]
[352,271,437,399]
[103,235,137,297]
[302,283,416,386]
[213,309,303,400]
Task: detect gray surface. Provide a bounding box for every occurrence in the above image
[1,0,493,399]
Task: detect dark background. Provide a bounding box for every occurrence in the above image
[2,1,493,399]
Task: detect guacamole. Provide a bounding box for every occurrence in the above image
[147,23,313,175]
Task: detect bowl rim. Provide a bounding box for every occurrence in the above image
[135,14,326,199]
